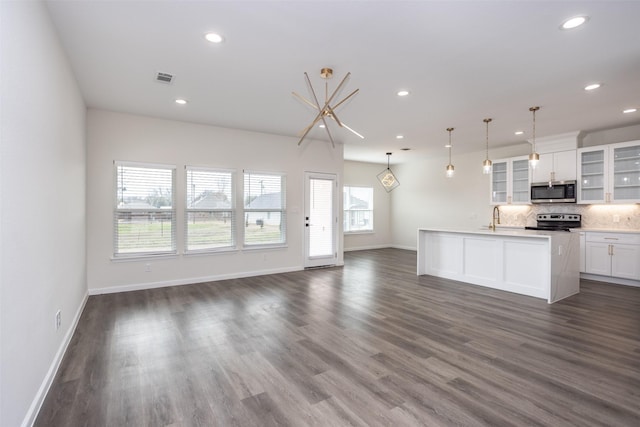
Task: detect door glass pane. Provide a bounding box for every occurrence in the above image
[309,178,333,257]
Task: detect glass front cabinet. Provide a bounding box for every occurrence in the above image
[578,140,640,203]
[490,156,531,205]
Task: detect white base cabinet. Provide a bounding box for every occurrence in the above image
[584,232,640,281]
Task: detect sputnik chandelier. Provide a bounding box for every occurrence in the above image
[292,67,363,147]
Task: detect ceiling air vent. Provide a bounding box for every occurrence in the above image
[155,72,174,84]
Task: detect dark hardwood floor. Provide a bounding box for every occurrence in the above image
[36,248,640,426]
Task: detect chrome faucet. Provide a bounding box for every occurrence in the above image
[490,205,501,231]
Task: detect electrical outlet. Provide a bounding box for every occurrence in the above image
[145,263,151,272]
[55,310,61,331]
[613,215,620,223]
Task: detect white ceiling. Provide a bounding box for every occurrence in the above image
[46,0,640,164]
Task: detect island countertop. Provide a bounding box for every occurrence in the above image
[417,227,569,238]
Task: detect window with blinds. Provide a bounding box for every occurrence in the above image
[243,171,286,247]
[114,162,176,256]
[343,186,374,233]
[185,167,235,252]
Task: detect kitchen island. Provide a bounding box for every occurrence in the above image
[417,228,579,303]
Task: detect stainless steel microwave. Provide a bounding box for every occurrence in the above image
[530,180,577,203]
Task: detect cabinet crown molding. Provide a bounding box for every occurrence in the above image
[528,131,581,154]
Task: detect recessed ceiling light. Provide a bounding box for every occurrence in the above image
[397,90,410,97]
[319,124,325,128]
[515,131,524,135]
[400,148,411,151]
[623,108,637,114]
[561,16,589,30]
[396,135,404,139]
[175,99,188,105]
[584,83,601,91]
[205,32,224,43]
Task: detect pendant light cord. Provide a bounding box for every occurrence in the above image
[486,122,489,158]
[530,106,539,152]
[447,128,453,163]
[484,118,492,159]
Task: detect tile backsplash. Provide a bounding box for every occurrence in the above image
[497,203,640,230]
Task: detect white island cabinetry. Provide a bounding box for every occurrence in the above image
[417,228,580,303]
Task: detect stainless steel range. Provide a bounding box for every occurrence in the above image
[525,213,581,231]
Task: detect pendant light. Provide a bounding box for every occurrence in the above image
[529,106,540,169]
[482,118,493,174]
[377,152,400,192]
[445,127,455,178]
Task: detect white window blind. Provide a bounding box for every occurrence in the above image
[114,162,176,256]
[185,167,235,252]
[243,171,286,246]
[343,186,374,232]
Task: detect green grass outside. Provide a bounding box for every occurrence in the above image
[117,219,283,252]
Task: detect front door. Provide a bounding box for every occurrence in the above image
[304,172,337,268]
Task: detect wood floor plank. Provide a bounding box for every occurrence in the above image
[34,248,640,426]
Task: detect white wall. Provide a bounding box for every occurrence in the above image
[581,123,640,147]
[87,109,343,293]
[343,160,392,250]
[0,2,87,426]
[390,145,529,250]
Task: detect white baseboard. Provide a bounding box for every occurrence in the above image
[390,244,417,252]
[581,273,640,288]
[89,266,304,295]
[344,244,392,252]
[344,245,417,252]
[22,291,89,427]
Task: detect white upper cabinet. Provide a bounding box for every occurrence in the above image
[612,142,640,201]
[530,132,579,183]
[532,150,577,183]
[578,140,640,203]
[490,156,530,205]
[578,147,607,203]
